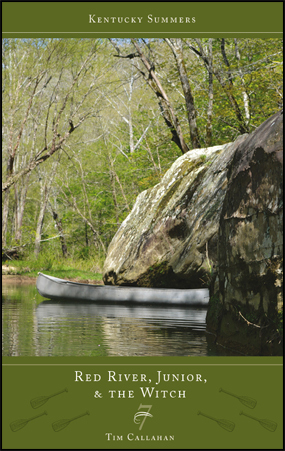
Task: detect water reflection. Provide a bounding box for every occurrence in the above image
[35,301,209,356]
[36,301,207,328]
[2,282,229,357]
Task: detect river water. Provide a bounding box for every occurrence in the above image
[2,280,235,357]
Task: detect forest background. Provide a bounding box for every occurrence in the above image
[2,37,283,280]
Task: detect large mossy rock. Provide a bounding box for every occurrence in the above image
[103,135,247,288]
[207,110,283,355]
[103,111,283,355]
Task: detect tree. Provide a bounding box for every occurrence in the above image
[185,38,249,134]
[2,39,101,193]
[2,39,107,250]
[34,154,61,257]
[2,38,282,262]
[111,38,190,154]
[165,38,201,148]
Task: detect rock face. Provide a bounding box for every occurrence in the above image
[103,135,248,287]
[207,110,283,355]
[103,111,283,354]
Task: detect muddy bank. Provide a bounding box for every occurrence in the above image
[2,274,103,285]
[2,275,37,284]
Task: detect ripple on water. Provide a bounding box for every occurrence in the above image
[3,285,231,356]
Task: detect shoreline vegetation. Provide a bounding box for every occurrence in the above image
[2,258,104,285]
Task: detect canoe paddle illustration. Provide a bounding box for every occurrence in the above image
[52,411,90,432]
[30,388,68,409]
[240,411,277,432]
[10,411,47,432]
[197,411,235,432]
[219,388,257,409]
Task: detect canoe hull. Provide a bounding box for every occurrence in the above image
[36,273,209,306]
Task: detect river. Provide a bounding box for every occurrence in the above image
[2,279,237,356]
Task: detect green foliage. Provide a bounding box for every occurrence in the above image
[2,38,283,269]
[4,252,103,282]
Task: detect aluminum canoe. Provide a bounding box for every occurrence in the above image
[36,272,209,306]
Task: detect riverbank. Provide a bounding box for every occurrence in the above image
[2,274,37,284]
[2,274,104,285]
[2,264,104,285]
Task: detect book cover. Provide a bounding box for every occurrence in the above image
[2,2,283,449]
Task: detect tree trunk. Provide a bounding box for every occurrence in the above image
[234,39,250,126]
[14,174,31,243]
[206,39,214,147]
[130,39,189,154]
[85,222,89,248]
[52,210,68,258]
[34,158,60,257]
[2,191,10,248]
[109,168,120,228]
[187,39,250,134]
[128,110,135,153]
[127,74,135,153]
[220,38,233,86]
[34,194,48,257]
[165,38,201,149]
[219,38,249,133]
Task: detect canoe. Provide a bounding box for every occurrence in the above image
[36,272,209,306]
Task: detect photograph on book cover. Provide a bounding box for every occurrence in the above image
[2,2,283,450]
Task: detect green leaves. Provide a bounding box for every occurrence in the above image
[2,38,283,263]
